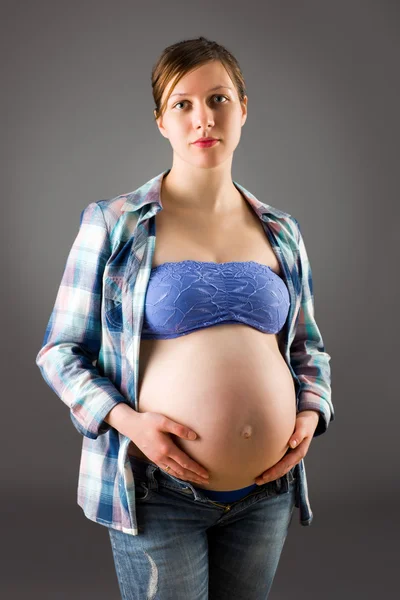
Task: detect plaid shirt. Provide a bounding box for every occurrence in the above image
[36,168,334,534]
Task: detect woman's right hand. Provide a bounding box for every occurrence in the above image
[128,411,210,485]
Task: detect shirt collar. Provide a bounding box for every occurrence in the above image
[120,169,288,221]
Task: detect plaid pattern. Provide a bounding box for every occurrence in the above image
[36,168,334,534]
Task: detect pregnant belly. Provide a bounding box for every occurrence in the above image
[130,325,298,490]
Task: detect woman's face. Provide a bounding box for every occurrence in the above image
[155,60,247,169]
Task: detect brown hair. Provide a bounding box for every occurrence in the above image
[151,36,247,121]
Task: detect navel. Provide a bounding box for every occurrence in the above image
[240,424,253,439]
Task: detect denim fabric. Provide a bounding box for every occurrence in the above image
[108,455,296,600]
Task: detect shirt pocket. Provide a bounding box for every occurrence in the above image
[103,275,124,332]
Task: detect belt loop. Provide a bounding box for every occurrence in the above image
[145,464,159,491]
[283,466,296,492]
[275,473,289,494]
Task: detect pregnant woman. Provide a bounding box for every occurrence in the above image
[36,37,334,599]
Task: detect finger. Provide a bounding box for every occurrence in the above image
[255,446,304,484]
[256,436,311,484]
[164,455,210,483]
[290,420,316,448]
[170,450,210,479]
[162,463,209,485]
[255,463,294,485]
[289,429,307,448]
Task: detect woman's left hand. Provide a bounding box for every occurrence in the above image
[254,410,320,485]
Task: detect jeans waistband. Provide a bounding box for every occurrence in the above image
[128,454,296,499]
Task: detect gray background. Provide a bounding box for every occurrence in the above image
[2,0,399,598]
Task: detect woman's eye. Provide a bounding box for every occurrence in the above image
[173,95,228,110]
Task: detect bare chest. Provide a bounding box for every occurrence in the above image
[151,201,281,277]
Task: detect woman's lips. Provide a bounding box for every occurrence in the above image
[193,139,219,148]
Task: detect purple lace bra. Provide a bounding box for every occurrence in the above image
[141,260,290,340]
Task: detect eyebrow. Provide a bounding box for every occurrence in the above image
[169,85,233,99]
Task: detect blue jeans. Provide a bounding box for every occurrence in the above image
[108,455,297,600]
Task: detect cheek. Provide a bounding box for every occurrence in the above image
[224,120,243,146]
[166,128,187,148]
[171,122,192,142]
[224,111,243,131]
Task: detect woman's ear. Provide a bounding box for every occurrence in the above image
[154,113,169,139]
[241,95,248,126]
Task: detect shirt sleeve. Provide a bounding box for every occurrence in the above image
[35,201,130,439]
[290,217,335,437]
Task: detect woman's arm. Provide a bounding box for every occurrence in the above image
[35,202,130,440]
[290,217,335,437]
